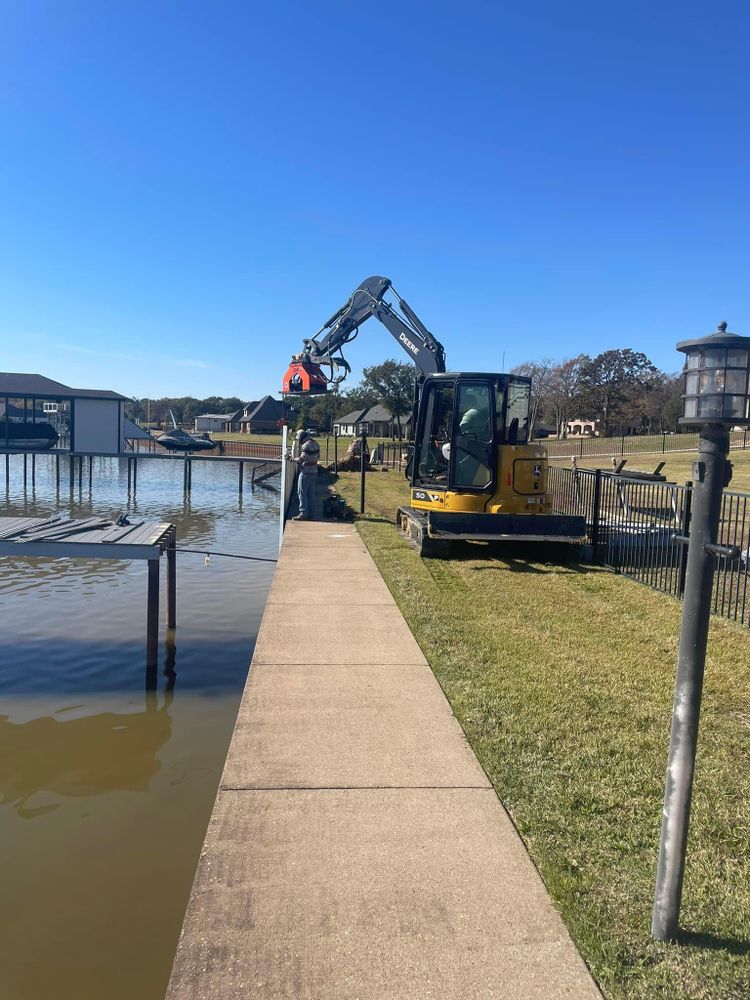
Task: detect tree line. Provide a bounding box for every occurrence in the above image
[126,396,245,426]
[513,349,683,438]
[125,348,683,440]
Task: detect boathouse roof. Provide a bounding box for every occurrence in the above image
[0,373,129,401]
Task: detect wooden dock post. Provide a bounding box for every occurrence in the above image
[166,529,176,629]
[127,458,132,492]
[23,453,27,490]
[147,558,160,667]
[238,460,244,495]
[31,453,36,489]
[88,456,93,486]
[5,453,9,485]
[132,457,138,494]
[78,455,83,490]
[183,457,188,493]
[69,455,75,492]
[55,454,60,490]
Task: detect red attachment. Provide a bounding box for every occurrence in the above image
[281,362,329,395]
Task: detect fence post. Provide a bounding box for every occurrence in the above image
[592,468,602,563]
[621,434,625,456]
[580,437,584,458]
[663,432,666,454]
[677,481,693,598]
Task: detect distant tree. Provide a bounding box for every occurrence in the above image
[640,373,683,433]
[360,359,415,439]
[511,358,555,439]
[546,355,588,437]
[338,384,380,412]
[576,349,658,435]
[308,390,341,433]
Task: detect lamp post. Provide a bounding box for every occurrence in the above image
[652,321,750,941]
[358,421,370,514]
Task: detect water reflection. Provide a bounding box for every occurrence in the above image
[0,455,276,999]
[0,699,172,819]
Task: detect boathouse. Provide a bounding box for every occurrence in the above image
[0,373,130,453]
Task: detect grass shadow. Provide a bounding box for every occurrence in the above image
[678,930,750,956]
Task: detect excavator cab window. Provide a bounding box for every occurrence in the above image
[416,383,454,484]
[451,381,494,490]
[505,379,530,445]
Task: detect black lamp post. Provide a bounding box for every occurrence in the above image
[357,421,370,514]
[652,322,750,941]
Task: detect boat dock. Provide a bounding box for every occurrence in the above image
[1,450,281,497]
[165,519,600,998]
[0,514,177,666]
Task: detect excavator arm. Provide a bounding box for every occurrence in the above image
[282,276,446,394]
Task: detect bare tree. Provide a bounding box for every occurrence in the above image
[511,359,555,439]
[546,355,588,437]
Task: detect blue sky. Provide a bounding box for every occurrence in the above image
[1,1,748,401]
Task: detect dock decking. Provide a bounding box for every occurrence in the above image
[0,515,177,665]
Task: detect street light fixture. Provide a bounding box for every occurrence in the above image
[652,321,750,941]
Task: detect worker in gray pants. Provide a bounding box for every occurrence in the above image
[293,436,320,520]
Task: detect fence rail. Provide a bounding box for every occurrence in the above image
[545,428,749,460]
[133,437,283,460]
[549,465,750,627]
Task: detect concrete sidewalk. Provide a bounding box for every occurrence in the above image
[166,515,601,999]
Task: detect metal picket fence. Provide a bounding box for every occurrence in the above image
[545,428,749,461]
[549,465,750,626]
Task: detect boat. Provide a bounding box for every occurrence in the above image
[156,411,218,453]
[0,420,59,450]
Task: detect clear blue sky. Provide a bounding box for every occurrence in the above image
[2,1,748,401]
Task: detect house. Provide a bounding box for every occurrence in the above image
[194,413,237,433]
[0,373,129,453]
[565,418,600,437]
[238,395,287,434]
[333,404,412,437]
[332,409,369,436]
[362,403,411,438]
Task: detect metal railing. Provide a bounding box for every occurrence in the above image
[132,436,283,459]
[545,428,749,460]
[549,465,750,626]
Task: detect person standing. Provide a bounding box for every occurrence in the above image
[293,435,320,520]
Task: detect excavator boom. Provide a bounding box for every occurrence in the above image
[282,276,446,394]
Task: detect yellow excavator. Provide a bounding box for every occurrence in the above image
[282,275,585,556]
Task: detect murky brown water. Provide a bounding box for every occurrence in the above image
[0,454,278,1000]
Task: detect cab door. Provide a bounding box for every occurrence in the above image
[449,380,495,492]
[412,379,455,489]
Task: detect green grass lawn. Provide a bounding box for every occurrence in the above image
[550,447,750,494]
[332,470,750,1000]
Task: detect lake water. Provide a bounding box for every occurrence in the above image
[0,454,279,1000]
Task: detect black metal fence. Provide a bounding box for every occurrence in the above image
[545,428,749,460]
[550,465,750,626]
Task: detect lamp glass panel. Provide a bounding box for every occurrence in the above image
[727,348,749,368]
[686,352,701,370]
[685,372,699,394]
[684,398,698,418]
[724,395,748,419]
[725,369,748,394]
[698,395,723,417]
[703,348,726,368]
[699,370,723,394]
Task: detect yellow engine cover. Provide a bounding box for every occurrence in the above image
[410,445,553,515]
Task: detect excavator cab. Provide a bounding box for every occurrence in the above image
[398,372,586,555]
